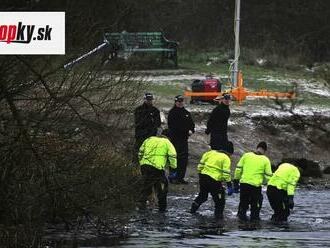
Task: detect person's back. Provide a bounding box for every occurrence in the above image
[268,163,300,195]
[206,103,230,134]
[234,141,272,221]
[235,152,272,187]
[190,142,234,219]
[139,136,176,170]
[138,131,177,212]
[134,103,160,140]
[205,94,231,150]
[198,150,231,182]
[267,162,302,222]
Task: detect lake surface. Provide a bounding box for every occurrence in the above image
[117,188,330,248]
[45,188,330,247]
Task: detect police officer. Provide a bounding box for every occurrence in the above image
[205,93,231,150]
[167,95,195,184]
[134,93,161,153]
[267,161,303,222]
[234,141,273,221]
[190,142,234,219]
[138,129,177,212]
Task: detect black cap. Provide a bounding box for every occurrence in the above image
[144,92,153,100]
[174,95,184,102]
[223,93,231,100]
[214,93,231,102]
[257,141,267,152]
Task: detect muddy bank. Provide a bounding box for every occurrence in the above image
[159,107,330,190]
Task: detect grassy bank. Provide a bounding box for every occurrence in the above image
[140,50,330,109]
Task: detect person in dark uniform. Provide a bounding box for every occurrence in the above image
[205,93,231,150]
[134,93,161,156]
[167,95,195,184]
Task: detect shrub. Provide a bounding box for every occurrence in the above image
[0,56,145,246]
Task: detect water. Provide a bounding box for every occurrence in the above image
[45,188,330,247]
[116,189,330,248]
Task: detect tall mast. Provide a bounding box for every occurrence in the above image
[233,0,241,87]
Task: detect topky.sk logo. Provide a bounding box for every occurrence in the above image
[0,12,65,55]
[0,22,53,44]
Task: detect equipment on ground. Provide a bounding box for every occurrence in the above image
[190,76,221,104]
[184,0,295,104]
[185,71,295,104]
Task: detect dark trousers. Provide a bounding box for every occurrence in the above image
[193,174,226,217]
[169,137,188,180]
[238,183,263,221]
[266,185,290,222]
[210,132,228,150]
[139,165,168,211]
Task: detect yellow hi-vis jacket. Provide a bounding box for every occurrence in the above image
[234,152,272,187]
[139,136,177,170]
[197,150,231,182]
[267,163,300,196]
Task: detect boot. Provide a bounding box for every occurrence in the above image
[238,210,248,221]
[250,212,261,222]
[190,201,199,214]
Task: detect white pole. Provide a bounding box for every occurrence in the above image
[233,0,241,87]
[64,40,109,69]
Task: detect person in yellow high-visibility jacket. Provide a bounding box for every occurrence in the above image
[138,129,177,212]
[234,141,272,221]
[266,162,302,222]
[190,141,234,219]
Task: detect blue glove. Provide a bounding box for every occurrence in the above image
[168,171,177,180]
[226,182,233,196]
[227,186,233,196]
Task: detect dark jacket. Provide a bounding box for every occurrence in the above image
[168,106,195,139]
[206,103,230,134]
[134,103,161,140]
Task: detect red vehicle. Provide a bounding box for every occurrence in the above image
[190,76,222,104]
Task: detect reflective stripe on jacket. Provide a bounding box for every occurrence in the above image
[197,150,231,182]
[234,152,272,187]
[267,163,300,196]
[139,136,177,170]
